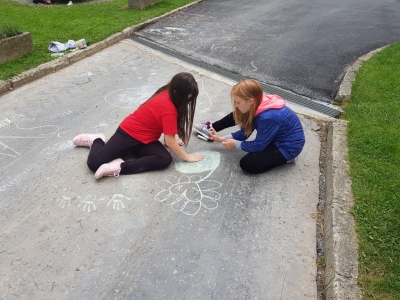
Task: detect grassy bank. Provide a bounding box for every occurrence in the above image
[343,42,400,299]
[0,0,194,80]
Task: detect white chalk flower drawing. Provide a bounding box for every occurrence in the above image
[155,175,222,215]
[155,151,222,215]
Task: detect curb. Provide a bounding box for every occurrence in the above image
[335,46,386,103]
[0,0,204,97]
[324,120,362,299]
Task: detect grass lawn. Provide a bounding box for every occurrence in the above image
[343,41,400,299]
[0,0,194,80]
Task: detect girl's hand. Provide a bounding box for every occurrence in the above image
[222,139,236,150]
[209,128,225,143]
[176,140,184,146]
[186,153,205,162]
[164,134,204,162]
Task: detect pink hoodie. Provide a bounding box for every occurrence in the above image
[255,94,286,116]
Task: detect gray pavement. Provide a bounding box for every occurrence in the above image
[0,40,323,299]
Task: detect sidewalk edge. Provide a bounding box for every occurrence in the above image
[324,119,362,300]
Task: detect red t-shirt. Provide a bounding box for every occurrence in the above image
[119,90,178,144]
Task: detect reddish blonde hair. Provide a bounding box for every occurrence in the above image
[231,79,263,135]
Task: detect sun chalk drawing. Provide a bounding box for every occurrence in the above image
[105,88,153,109]
[155,151,222,215]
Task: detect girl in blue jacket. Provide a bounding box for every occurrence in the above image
[194,79,305,174]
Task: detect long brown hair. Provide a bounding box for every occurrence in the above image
[151,72,198,146]
[231,79,263,136]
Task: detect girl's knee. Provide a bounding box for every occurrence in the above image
[239,159,254,173]
[87,158,101,172]
[158,153,173,169]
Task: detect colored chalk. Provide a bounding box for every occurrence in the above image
[202,127,211,135]
[197,135,208,141]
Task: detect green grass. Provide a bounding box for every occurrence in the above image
[343,41,400,299]
[0,0,194,80]
[0,22,22,38]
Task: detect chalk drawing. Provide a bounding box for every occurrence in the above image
[107,194,131,211]
[57,131,71,138]
[0,141,20,158]
[41,141,74,155]
[0,113,70,169]
[56,192,131,213]
[16,118,59,136]
[0,141,21,171]
[251,62,258,72]
[155,175,222,216]
[0,164,40,192]
[57,196,72,208]
[105,88,153,109]
[74,71,95,78]
[77,195,104,213]
[175,151,220,179]
[0,113,25,129]
[147,27,189,36]
[164,27,186,31]
[96,122,109,132]
[26,110,72,123]
[155,151,222,215]
[196,79,213,113]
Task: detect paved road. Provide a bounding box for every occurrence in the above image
[136,0,400,103]
[0,40,322,299]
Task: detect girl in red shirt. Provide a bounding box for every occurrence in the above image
[73,72,204,179]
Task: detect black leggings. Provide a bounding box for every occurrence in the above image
[87,127,172,175]
[212,113,288,174]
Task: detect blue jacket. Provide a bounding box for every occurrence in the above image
[228,104,305,160]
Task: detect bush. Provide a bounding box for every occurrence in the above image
[0,22,22,39]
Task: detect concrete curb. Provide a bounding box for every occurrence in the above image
[0,0,204,97]
[324,120,362,299]
[335,46,386,103]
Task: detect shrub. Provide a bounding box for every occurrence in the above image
[0,22,22,39]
